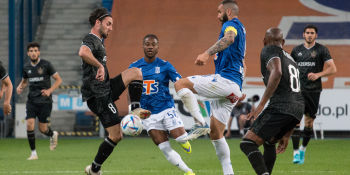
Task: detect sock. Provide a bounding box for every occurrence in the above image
[291,126,300,151]
[239,129,244,136]
[158,141,192,173]
[263,142,276,174]
[128,80,143,110]
[175,133,188,144]
[302,127,313,148]
[91,137,117,172]
[27,130,36,151]
[299,145,306,151]
[240,139,268,175]
[43,127,54,137]
[212,137,234,175]
[31,150,37,156]
[177,88,205,126]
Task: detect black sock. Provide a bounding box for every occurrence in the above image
[91,137,117,172]
[302,127,313,147]
[291,126,300,150]
[43,127,53,137]
[128,80,143,110]
[263,142,276,174]
[240,139,269,175]
[27,130,36,151]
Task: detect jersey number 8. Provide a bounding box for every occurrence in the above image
[288,64,300,92]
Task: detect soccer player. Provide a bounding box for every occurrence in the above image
[0,62,13,116]
[225,101,252,138]
[290,24,337,164]
[79,8,150,175]
[240,27,304,175]
[17,42,62,160]
[174,1,245,174]
[129,34,195,175]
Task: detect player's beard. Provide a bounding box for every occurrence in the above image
[30,56,39,64]
[221,13,228,25]
[99,24,108,39]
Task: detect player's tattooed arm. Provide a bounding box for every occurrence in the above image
[207,30,235,56]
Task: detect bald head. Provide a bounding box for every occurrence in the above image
[264,27,284,46]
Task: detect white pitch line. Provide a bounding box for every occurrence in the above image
[0,169,340,174]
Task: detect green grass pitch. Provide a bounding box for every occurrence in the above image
[0,138,349,174]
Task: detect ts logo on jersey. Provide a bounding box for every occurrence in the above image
[143,80,159,95]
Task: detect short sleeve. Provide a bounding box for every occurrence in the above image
[22,68,28,79]
[322,46,332,62]
[261,45,281,68]
[222,23,238,36]
[81,35,95,51]
[167,62,181,82]
[47,61,57,76]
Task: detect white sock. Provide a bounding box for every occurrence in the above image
[177,88,205,126]
[293,150,299,155]
[299,145,306,151]
[31,150,37,156]
[212,137,234,175]
[175,133,188,144]
[158,141,192,173]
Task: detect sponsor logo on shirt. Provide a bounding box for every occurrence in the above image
[143,80,159,95]
[298,62,316,67]
[29,77,44,82]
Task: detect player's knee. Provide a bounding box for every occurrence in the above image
[240,138,259,155]
[130,67,142,80]
[108,135,122,143]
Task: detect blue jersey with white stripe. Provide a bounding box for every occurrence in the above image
[215,18,246,89]
[129,57,181,114]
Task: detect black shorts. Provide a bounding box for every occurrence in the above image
[110,74,126,101]
[250,110,300,142]
[87,94,121,128]
[26,102,52,123]
[302,91,321,119]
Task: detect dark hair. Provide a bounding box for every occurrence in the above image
[221,0,237,5]
[304,24,318,34]
[89,8,112,27]
[27,42,40,51]
[143,34,159,43]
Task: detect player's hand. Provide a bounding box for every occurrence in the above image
[307,72,320,81]
[41,89,52,97]
[276,135,289,154]
[3,102,11,116]
[246,105,263,121]
[195,52,210,66]
[96,65,105,81]
[16,86,23,94]
[239,94,246,101]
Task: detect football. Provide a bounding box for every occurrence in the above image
[120,114,143,136]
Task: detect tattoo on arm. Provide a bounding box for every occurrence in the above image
[207,31,235,56]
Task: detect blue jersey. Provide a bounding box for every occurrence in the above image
[129,57,181,114]
[215,18,246,89]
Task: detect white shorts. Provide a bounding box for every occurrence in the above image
[188,74,242,125]
[142,107,184,132]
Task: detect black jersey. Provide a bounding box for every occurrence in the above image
[260,45,304,120]
[291,43,332,92]
[0,62,8,80]
[80,33,111,101]
[23,59,56,103]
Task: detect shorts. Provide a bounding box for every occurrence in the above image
[302,91,321,119]
[142,107,184,132]
[110,74,126,101]
[87,95,121,128]
[26,102,52,123]
[188,74,242,125]
[250,109,300,141]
